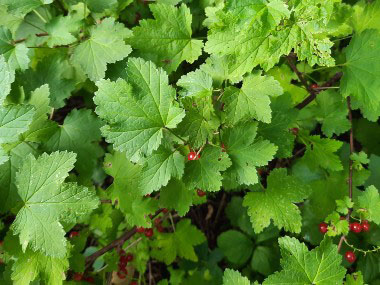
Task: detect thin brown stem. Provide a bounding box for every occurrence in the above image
[296,72,343,109]
[13,32,49,44]
[85,209,162,269]
[287,53,316,97]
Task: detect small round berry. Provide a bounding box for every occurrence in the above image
[136,227,145,233]
[361,220,370,232]
[197,189,206,197]
[126,253,134,262]
[290,128,299,135]
[221,143,227,152]
[319,222,328,234]
[117,271,126,279]
[73,273,83,281]
[119,255,128,264]
[350,222,362,233]
[84,276,95,283]
[162,208,169,214]
[144,228,154,237]
[344,251,356,263]
[311,83,319,89]
[69,231,79,238]
[131,281,138,285]
[154,218,162,226]
[157,225,165,233]
[188,151,199,161]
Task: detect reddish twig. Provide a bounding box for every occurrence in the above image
[287,52,343,109]
[287,53,317,98]
[85,209,162,269]
[13,32,49,44]
[295,72,343,109]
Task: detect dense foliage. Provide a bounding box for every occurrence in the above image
[0,0,380,284]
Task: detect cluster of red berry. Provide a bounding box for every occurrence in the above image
[117,250,135,280]
[319,220,371,263]
[73,273,94,283]
[136,226,154,237]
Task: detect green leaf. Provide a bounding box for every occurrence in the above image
[0,0,51,16]
[0,27,29,70]
[222,122,277,188]
[222,269,250,285]
[130,3,203,73]
[243,168,311,233]
[222,71,283,124]
[251,246,279,276]
[20,54,76,108]
[71,17,132,81]
[151,219,206,264]
[104,151,159,227]
[263,236,346,284]
[340,30,380,121]
[258,94,298,158]
[0,142,36,213]
[307,90,350,137]
[225,196,254,236]
[302,135,343,172]
[217,230,253,265]
[0,54,14,105]
[10,151,99,257]
[44,109,103,179]
[355,185,380,225]
[345,272,364,285]
[176,97,219,149]
[184,145,231,192]
[177,69,213,99]
[336,197,354,215]
[4,233,69,285]
[94,58,185,162]
[352,0,380,33]
[205,1,334,81]
[22,85,57,143]
[139,146,185,195]
[45,15,79,48]
[0,105,35,143]
[159,179,193,216]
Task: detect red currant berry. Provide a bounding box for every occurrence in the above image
[131,281,138,285]
[84,276,95,283]
[311,83,319,89]
[290,127,299,135]
[136,227,145,233]
[69,231,79,238]
[126,253,134,262]
[117,271,126,279]
[197,189,206,197]
[344,251,356,263]
[188,151,199,160]
[350,222,362,233]
[73,273,83,281]
[157,225,165,233]
[361,220,370,232]
[318,222,328,234]
[221,143,227,152]
[162,208,169,214]
[119,255,128,264]
[154,218,162,226]
[144,228,154,237]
